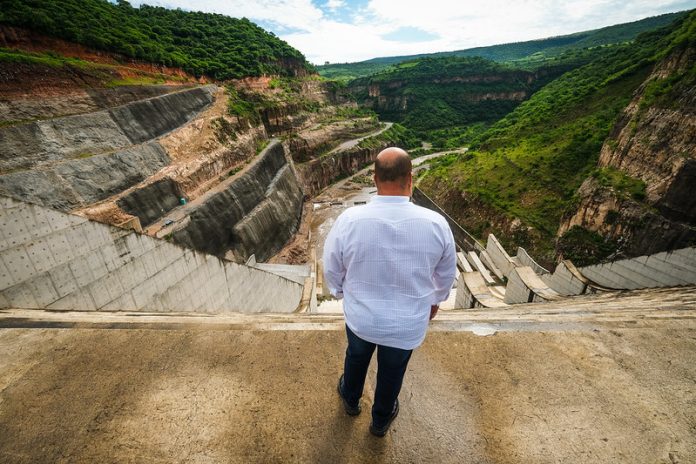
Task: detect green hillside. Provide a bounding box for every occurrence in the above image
[318,11,686,79]
[417,10,696,264]
[347,52,593,138]
[0,0,312,79]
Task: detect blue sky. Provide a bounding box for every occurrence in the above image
[130,0,696,64]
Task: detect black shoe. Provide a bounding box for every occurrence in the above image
[337,374,361,416]
[369,399,399,437]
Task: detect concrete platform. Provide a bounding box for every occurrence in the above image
[1,286,695,463]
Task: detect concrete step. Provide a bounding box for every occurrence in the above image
[504,266,562,304]
[486,233,517,278]
[516,246,549,275]
[456,271,508,309]
[466,251,496,285]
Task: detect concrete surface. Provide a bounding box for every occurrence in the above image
[0,86,215,211]
[0,286,695,463]
[504,266,562,304]
[486,234,517,278]
[516,246,549,275]
[542,260,590,297]
[168,141,303,262]
[0,195,303,313]
[580,246,696,290]
[457,271,509,309]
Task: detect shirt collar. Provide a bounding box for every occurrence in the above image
[370,195,411,204]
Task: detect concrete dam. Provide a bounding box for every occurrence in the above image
[0,80,694,316]
[0,80,402,313]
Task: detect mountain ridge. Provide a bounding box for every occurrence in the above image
[318,11,688,79]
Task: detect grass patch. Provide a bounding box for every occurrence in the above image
[591,167,647,201]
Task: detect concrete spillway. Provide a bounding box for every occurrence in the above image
[0,194,304,313]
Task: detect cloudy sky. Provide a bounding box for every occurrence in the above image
[130,0,695,64]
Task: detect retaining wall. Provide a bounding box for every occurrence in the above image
[0,195,303,313]
[0,86,216,211]
[171,141,303,262]
[579,247,696,290]
[295,145,381,197]
[0,142,170,211]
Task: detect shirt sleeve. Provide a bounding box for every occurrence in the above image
[432,222,457,304]
[322,215,346,299]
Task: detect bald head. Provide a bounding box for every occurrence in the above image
[374,147,412,195]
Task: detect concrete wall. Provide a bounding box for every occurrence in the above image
[171,141,304,262]
[517,247,549,275]
[0,86,216,211]
[486,234,517,277]
[0,195,303,313]
[117,177,183,227]
[541,260,589,296]
[504,266,561,304]
[455,272,474,309]
[579,247,696,290]
[412,187,485,253]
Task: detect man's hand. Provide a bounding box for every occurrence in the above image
[430,305,439,320]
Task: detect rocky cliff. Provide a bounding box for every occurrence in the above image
[169,141,303,262]
[559,44,696,259]
[0,86,216,211]
[296,143,388,197]
[345,57,554,132]
[285,116,379,163]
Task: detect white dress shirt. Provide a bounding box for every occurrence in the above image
[322,195,457,350]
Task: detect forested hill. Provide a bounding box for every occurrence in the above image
[418,10,696,265]
[0,0,313,79]
[318,11,687,79]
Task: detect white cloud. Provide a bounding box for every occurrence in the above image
[132,0,324,32]
[325,0,345,10]
[132,0,692,64]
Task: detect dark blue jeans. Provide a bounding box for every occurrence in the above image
[342,324,413,428]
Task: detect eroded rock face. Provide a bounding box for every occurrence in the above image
[598,46,696,211]
[559,178,696,257]
[285,117,379,163]
[0,86,216,210]
[295,143,387,197]
[349,69,535,121]
[171,142,303,261]
[560,45,696,257]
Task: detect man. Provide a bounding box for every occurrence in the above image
[323,146,457,437]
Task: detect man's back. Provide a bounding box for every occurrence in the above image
[323,195,456,350]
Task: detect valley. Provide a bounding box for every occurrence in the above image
[0,1,695,461]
